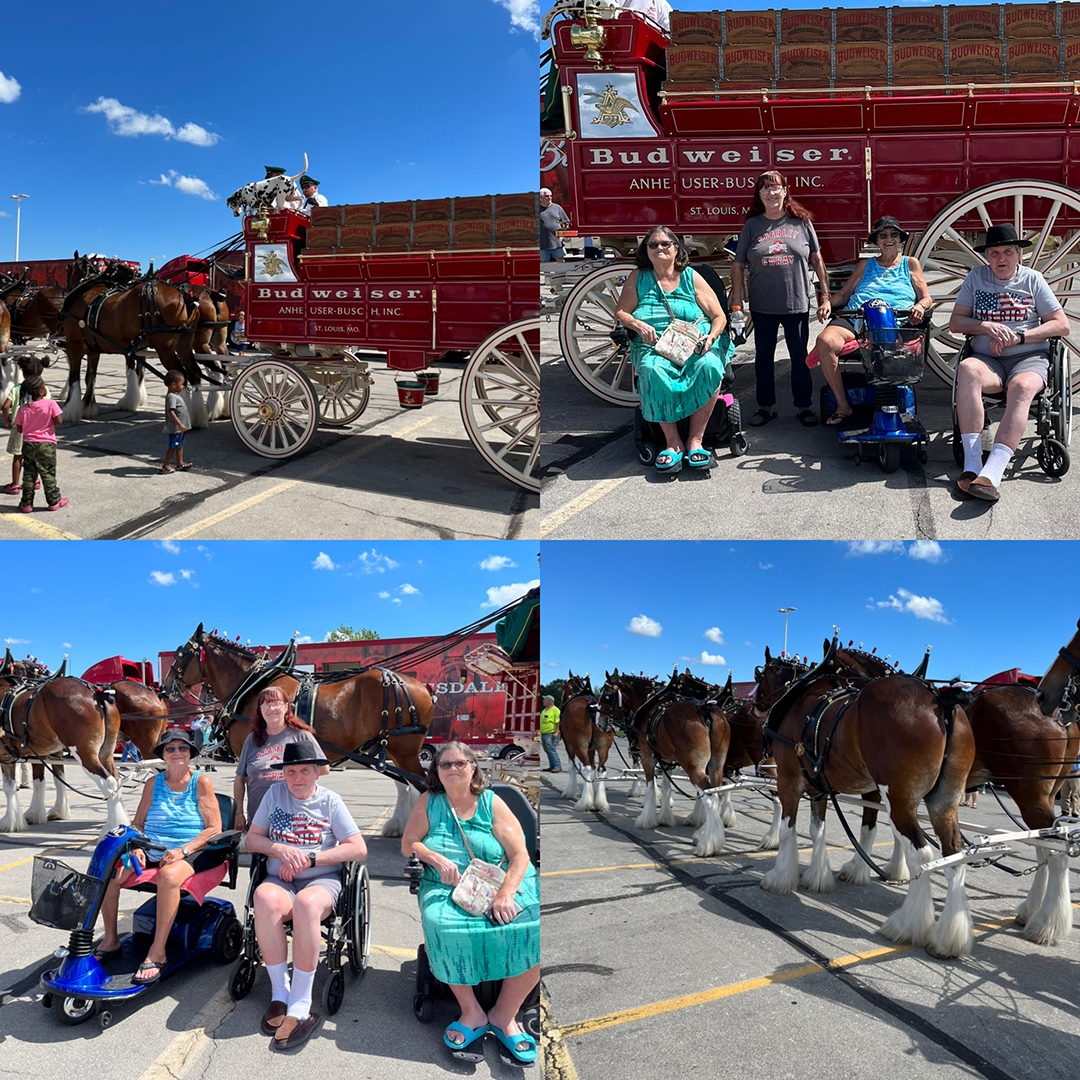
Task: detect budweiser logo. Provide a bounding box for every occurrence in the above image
[951,43,1000,59]
[727,49,772,63]
[894,46,942,60]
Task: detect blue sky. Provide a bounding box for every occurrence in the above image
[542,541,1079,686]
[0,1,535,267]
[5,541,538,680]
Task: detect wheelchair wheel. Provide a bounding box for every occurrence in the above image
[229,956,258,1001]
[346,864,371,976]
[878,442,902,474]
[213,916,243,964]
[413,992,435,1023]
[730,431,750,457]
[1051,344,1073,448]
[951,427,964,468]
[1037,437,1070,477]
[636,440,656,466]
[322,968,345,1015]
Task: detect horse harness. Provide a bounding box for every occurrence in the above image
[0,672,114,761]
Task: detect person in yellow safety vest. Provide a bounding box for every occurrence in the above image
[539,695,562,773]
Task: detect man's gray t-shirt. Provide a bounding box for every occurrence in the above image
[955,264,1061,361]
[165,391,190,434]
[252,782,360,882]
[236,728,322,819]
[539,203,570,250]
[734,214,820,315]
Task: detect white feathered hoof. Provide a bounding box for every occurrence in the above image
[683,798,706,828]
[627,779,644,799]
[800,820,836,894]
[761,822,800,895]
[759,800,782,851]
[720,791,736,829]
[206,389,229,421]
[926,864,973,959]
[838,827,877,886]
[382,782,418,837]
[60,386,85,424]
[573,767,595,812]
[117,368,146,412]
[1020,854,1072,946]
[187,387,210,430]
[24,777,47,825]
[656,776,677,828]
[591,772,610,814]
[880,844,936,947]
[691,794,726,857]
[561,766,580,802]
[634,781,660,830]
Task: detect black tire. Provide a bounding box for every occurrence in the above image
[522,1006,541,1040]
[730,432,749,457]
[98,1009,113,1030]
[229,956,257,1001]
[951,427,964,468]
[636,440,656,466]
[346,864,371,976]
[322,969,345,1015]
[414,993,434,1023]
[213,916,243,964]
[1037,438,1070,477]
[879,442,902,473]
[918,449,929,465]
[726,396,742,436]
[498,745,525,761]
[418,746,434,770]
[41,993,53,1009]
[52,995,96,1026]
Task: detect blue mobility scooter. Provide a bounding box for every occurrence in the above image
[820,300,932,473]
[404,782,540,1063]
[33,794,242,1029]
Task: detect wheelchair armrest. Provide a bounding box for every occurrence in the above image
[204,830,242,849]
[404,854,424,895]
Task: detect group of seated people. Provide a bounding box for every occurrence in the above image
[96,690,539,1061]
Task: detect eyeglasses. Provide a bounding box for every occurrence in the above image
[163,744,189,753]
[762,187,786,194]
[877,231,902,240]
[647,240,674,250]
[438,760,471,771]
[262,701,286,709]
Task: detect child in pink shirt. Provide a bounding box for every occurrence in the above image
[14,376,67,512]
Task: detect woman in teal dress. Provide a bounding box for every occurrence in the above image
[402,742,539,1065]
[614,226,733,472]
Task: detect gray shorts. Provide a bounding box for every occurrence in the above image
[6,427,23,456]
[975,352,1048,390]
[259,872,342,905]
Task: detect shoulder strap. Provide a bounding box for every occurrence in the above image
[449,799,506,868]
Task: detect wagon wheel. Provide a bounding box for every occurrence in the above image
[912,180,1080,392]
[229,358,320,457]
[557,262,639,405]
[460,318,540,493]
[312,351,371,427]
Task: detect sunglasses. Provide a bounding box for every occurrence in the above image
[647,240,674,250]
[163,744,190,753]
[438,760,471,771]
[877,231,903,240]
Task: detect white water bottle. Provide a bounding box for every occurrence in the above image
[730,306,746,336]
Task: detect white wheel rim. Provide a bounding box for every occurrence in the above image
[359,865,371,970]
[229,360,319,458]
[313,351,371,427]
[557,262,639,405]
[460,318,540,492]
[913,180,1080,393]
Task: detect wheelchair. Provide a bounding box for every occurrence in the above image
[950,335,1072,477]
[404,783,540,1040]
[228,848,371,1016]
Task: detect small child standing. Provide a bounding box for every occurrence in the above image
[2,357,50,495]
[14,375,66,512]
[162,370,192,473]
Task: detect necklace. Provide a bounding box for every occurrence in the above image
[162,772,191,802]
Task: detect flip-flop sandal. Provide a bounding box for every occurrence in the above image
[825,411,852,426]
[489,1023,538,1066]
[686,448,712,468]
[444,1021,489,1062]
[749,408,777,427]
[158,466,175,474]
[655,449,683,473]
[796,409,820,427]
[132,958,164,985]
[178,462,193,471]
[93,945,123,962]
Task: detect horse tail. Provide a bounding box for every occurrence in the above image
[925,684,975,800]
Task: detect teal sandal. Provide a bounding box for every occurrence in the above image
[489,1023,538,1066]
[686,448,712,468]
[655,449,683,473]
[444,1021,489,1062]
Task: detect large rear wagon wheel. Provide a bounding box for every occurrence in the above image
[229,359,319,457]
[460,318,540,493]
[312,351,372,427]
[913,180,1080,392]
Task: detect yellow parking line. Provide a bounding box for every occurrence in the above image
[0,894,30,904]
[1,511,81,539]
[539,476,633,537]
[542,985,580,1080]
[371,944,417,959]
[137,985,233,1080]
[163,415,438,540]
[0,839,93,873]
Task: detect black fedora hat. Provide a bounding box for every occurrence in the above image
[281,741,329,768]
[154,727,199,757]
[868,215,909,245]
[974,224,1032,253]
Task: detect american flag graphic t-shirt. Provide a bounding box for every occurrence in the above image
[972,289,1031,324]
[268,804,327,847]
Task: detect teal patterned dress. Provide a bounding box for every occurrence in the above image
[630,267,733,423]
[418,789,540,985]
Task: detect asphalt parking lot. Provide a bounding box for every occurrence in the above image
[0,761,534,1079]
[540,742,1080,1080]
[0,353,537,541]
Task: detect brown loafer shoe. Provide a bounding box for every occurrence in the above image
[968,477,1001,502]
[260,1000,287,1035]
[952,470,978,499]
[272,1012,321,1050]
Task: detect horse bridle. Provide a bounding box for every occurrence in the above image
[1052,645,1080,713]
[165,635,203,698]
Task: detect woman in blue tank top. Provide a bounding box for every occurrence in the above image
[96,727,222,985]
[813,215,934,425]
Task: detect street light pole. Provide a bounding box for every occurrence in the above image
[778,607,797,656]
[10,194,29,261]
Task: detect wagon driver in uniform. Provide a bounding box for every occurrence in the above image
[299,176,327,216]
[950,224,1070,502]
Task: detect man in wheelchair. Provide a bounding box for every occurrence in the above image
[246,743,367,1050]
[950,224,1071,501]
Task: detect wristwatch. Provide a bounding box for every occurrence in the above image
[308,850,318,868]
[181,846,190,858]
[1017,328,1026,344]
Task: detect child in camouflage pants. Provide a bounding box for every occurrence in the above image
[14,376,67,512]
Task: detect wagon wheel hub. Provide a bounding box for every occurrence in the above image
[257,399,281,421]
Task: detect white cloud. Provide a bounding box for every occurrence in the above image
[149,169,218,201]
[704,627,724,645]
[698,651,726,665]
[313,552,337,571]
[399,583,420,595]
[872,587,950,624]
[179,569,195,580]
[150,571,176,586]
[627,614,662,638]
[7,637,29,644]
[846,540,905,557]
[63,642,73,649]
[0,71,22,104]
[482,579,539,608]
[158,540,180,554]
[909,540,945,563]
[82,97,219,145]
[297,635,313,644]
[479,555,518,571]
[0,211,9,218]
[490,0,541,37]
[759,562,773,570]
[546,661,562,668]
[358,549,399,574]
[392,598,402,605]
[378,591,390,599]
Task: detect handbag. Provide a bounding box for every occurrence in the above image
[448,804,520,919]
[652,288,705,368]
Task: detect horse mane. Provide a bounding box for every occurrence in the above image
[204,633,264,662]
[836,644,896,678]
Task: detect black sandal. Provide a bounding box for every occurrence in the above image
[749,408,777,427]
[796,408,820,427]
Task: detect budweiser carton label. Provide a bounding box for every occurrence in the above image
[891,6,945,40]
[835,42,888,80]
[668,46,722,80]
[1063,7,1080,37]
[947,5,1001,39]
[412,221,451,247]
[1003,4,1057,38]
[304,227,337,249]
[310,206,341,227]
[722,44,777,80]
[495,218,535,243]
[949,39,1004,74]
[779,10,831,42]
[339,225,372,248]
[1063,37,1080,72]
[494,193,535,218]
[669,10,724,43]
[892,41,947,78]
[452,221,494,246]
[1005,37,1061,72]
[341,204,377,225]
[374,224,411,247]
[413,198,451,221]
[377,201,413,224]
[724,11,777,42]
[778,43,831,77]
[452,196,493,220]
[835,9,888,41]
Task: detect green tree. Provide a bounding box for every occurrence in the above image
[325,624,381,642]
[540,678,565,704]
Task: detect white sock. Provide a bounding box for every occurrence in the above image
[286,967,316,1020]
[978,442,1013,487]
[267,961,291,1002]
[961,432,983,475]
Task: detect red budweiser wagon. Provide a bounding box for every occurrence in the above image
[542,1,1080,414]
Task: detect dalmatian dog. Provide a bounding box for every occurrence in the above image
[227,154,308,217]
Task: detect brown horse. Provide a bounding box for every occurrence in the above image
[0,299,9,354]
[112,679,173,760]
[0,677,126,834]
[762,638,976,958]
[60,253,201,423]
[558,671,613,812]
[184,284,231,423]
[162,624,433,836]
[597,670,659,800]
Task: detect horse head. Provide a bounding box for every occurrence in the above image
[1036,618,1080,717]
[163,624,205,698]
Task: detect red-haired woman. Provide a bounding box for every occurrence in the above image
[233,686,327,833]
[730,171,831,427]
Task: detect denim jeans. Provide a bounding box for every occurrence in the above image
[541,732,561,770]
